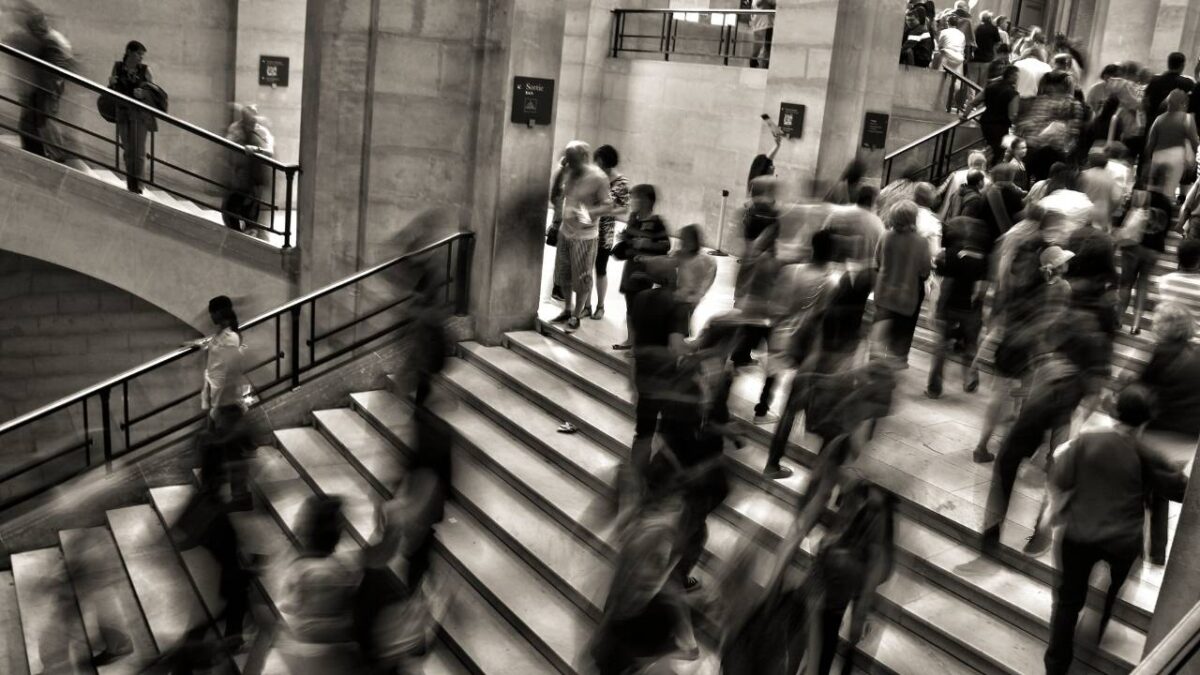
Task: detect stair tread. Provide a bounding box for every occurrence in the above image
[312,408,405,489]
[273,428,380,543]
[504,332,1161,621]
[457,344,1146,670]
[11,547,94,674]
[0,571,29,675]
[148,485,226,619]
[257,443,556,674]
[59,527,159,674]
[106,505,212,653]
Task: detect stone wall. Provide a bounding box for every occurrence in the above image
[233,0,307,168]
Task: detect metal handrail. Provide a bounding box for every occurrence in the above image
[612,8,775,13]
[1133,601,1200,673]
[884,108,984,162]
[0,42,298,173]
[0,231,472,438]
[942,65,984,94]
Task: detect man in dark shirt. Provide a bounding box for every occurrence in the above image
[970,11,1001,83]
[925,216,988,399]
[965,66,1019,164]
[978,163,1024,245]
[1044,385,1187,675]
[1145,52,1195,128]
[629,271,691,475]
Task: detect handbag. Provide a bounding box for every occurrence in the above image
[97,92,118,123]
[545,223,559,247]
[1112,191,1150,247]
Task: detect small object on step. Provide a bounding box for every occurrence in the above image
[683,576,702,592]
[612,342,632,351]
[557,422,579,434]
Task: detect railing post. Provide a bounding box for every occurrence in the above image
[149,131,155,183]
[455,235,474,316]
[289,305,302,389]
[611,10,619,58]
[99,387,113,464]
[284,170,295,249]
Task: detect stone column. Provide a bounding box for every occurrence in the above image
[812,0,907,190]
[1091,0,1161,71]
[467,0,568,343]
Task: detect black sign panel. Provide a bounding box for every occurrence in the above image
[258,56,289,87]
[778,102,805,139]
[861,112,890,150]
[511,76,555,126]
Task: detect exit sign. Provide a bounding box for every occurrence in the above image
[259,56,289,87]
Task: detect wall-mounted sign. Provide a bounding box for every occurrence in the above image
[778,102,805,139]
[511,76,555,126]
[259,55,290,87]
[861,111,890,150]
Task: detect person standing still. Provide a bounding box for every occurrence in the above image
[750,0,775,69]
[591,144,630,320]
[223,105,275,236]
[550,141,614,331]
[108,41,155,194]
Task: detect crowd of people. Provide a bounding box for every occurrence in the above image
[539,22,1200,669]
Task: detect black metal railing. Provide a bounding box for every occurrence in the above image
[883,67,987,184]
[0,42,301,247]
[0,232,474,512]
[611,8,774,67]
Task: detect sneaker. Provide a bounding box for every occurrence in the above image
[550,311,571,323]
[566,316,580,331]
[683,576,702,592]
[591,306,605,320]
[753,412,779,425]
[557,422,579,434]
[972,447,995,464]
[763,465,794,480]
[924,388,942,400]
[1023,529,1052,557]
[964,372,980,393]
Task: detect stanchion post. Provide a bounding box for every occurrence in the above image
[708,188,731,257]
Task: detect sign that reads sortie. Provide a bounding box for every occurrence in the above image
[259,56,289,87]
[511,76,555,126]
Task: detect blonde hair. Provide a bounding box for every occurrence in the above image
[1154,301,1195,343]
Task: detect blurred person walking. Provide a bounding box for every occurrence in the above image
[925,214,989,398]
[963,66,1020,164]
[549,141,615,331]
[223,104,275,236]
[14,6,73,162]
[872,200,932,365]
[1042,386,1186,674]
[590,144,631,320]
[1143,89,1198,199]
[1114,172,1173,334]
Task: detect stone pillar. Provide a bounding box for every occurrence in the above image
[1091,0,1161,72]
[1151,0,1200,68]
[812,0,907,190]
[1146,441,1200,655]
[232,0,307,167]
[467,0,567,343]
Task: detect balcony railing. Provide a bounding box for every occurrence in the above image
[883,67,987,185]
[0,42,301,247]
[611,8,774,67]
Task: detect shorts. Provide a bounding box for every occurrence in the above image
[1119,245,1156,287]
[554,237,598,294]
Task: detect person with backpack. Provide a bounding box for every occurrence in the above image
[925,215,990,398]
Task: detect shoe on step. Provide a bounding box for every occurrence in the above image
[550,310,571,323]
[763,465,794,480]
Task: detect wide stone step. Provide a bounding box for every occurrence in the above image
[519,326,1161,629]
[105,505,218,655]
[0,571,29,675]
[455,340,1145,673]
[355,386,980,675]
[59,527,159,674]
[266,435,560,674]
[10,547,94,674]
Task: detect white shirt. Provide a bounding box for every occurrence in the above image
[937,28,967,68]
[1014,57,1052,97]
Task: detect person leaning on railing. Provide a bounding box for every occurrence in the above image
[223,104,275,237]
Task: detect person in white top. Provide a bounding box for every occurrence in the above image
[185,296,249,420]
[1013,48,1053,98]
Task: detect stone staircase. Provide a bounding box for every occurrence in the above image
[0,317,1164,673]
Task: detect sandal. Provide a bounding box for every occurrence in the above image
[566,316,580,331]
[591,306,605,320]
[550,311,571,323]
[557,422,579,434]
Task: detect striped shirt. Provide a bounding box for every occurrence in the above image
[1157,271,1200,329]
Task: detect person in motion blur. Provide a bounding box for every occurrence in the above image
[549,141,615,331]
[1043,385,1186,674]
[925,212,989,398]
[223,104,275,236]
[14,5,74,162]
[872,200,932,365]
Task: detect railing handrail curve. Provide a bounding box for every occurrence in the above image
[0,42,299,173]
[942,65,984,94]
[0,231,473,437]
[611,7,775,13]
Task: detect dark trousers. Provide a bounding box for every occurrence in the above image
[984,376,1084,541]
[118,117,148,192]
[1027,145,1069,184]
[1044,538,1137,675]
[633,395,665,474]
[817,600,852,675]
[221,190,262,232]
[926,306,981,395]
[875,305,920,363]
[980,121,1010,165]
[732,323,769,365]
